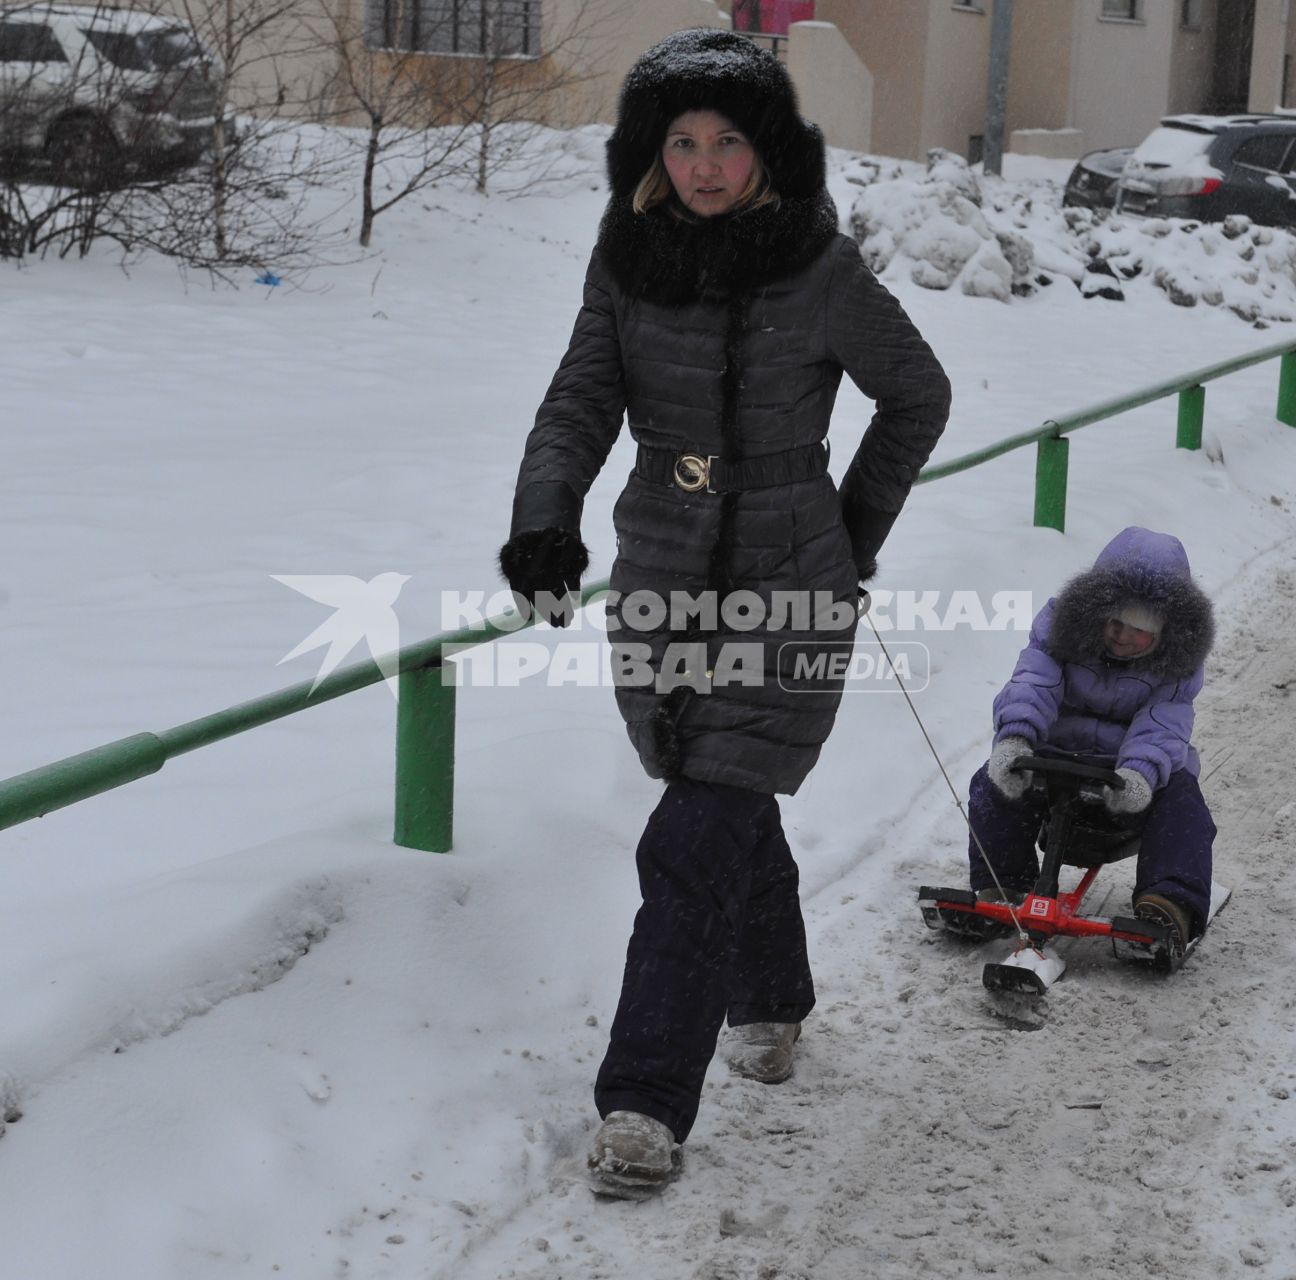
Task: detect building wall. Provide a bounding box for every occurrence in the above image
[1067,0,1174,150]
[816,0,928,158]
[154,0,336,118]
[304,0,732,131]
[919,0,994,158]
[167,0,1264,165]
[787,20,872,151]
[1287,9,1296,108]
[1005,0,1075,136]
[1249,0,1289,110]
[1168,0,1218,116]
[548,0,730,126]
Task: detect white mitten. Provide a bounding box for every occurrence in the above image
[1103,767,1153,815]
[987,736,1034,801]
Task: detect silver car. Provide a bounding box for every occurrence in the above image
[0,3,236,185]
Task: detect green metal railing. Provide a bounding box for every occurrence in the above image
[0,598,604,855]
[917,339,1296,529]
[2,341,1293,853]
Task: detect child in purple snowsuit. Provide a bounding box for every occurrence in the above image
[967,526,1217,955]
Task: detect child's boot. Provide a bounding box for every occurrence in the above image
[1133,892,1193,971]
[976,887,1026,907]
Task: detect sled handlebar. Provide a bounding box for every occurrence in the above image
[1011,755,1124,790]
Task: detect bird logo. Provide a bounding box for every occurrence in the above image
[273,573,410,700]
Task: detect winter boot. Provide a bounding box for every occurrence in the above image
[587,1111,681,1199]
[976,887,1026,907]
[724,1021,801,1084]
[1133,892,1192,972]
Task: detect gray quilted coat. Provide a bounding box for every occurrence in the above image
[508,31,951,794]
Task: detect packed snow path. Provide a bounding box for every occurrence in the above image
[443,558,1296,1280]
[2,558,1291,1280]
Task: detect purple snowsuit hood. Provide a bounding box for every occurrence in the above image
[1045,526,1214,680]
[992,527,1215,789]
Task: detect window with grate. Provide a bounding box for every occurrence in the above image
[1101,0,1141,19]
[366,0,541,56]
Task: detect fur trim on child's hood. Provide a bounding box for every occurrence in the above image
[1046,527,1214,679]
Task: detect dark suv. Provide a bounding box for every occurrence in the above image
[1061,146,1134,212]
[1111,115,1296,227]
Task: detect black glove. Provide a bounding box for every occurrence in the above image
[844,503,899,586]
[498,528,589,627]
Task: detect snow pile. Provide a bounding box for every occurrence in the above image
[1076,210,1296,325]
[846,151,1039,302]
[847,149,1296,325]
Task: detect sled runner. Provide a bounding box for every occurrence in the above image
[918,755,1230,996]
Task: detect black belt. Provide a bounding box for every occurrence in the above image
[635,442,829,494]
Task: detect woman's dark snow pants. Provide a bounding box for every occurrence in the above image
[966,763,1216,932]
[594,778,816,1142]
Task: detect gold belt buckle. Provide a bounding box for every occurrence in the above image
[673,452,716,493]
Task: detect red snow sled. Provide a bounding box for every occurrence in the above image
[918,755,1225,996]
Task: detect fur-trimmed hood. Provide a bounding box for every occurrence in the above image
[1047,527,1214,679]
[595,189,839,305]
[606,28,825,201]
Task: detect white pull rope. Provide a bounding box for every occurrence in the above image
[862,606,1030,946]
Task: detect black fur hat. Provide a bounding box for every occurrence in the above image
[606,27,826,200]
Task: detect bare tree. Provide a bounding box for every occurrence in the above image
[312,0,472,247]
[172,0,334,258]
[455,0,605,196]
[315,0,605,246]
[0,0,345,273]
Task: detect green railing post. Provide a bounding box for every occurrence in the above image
[1279,352,1296,427]
[394,659,456,853]
[1033,435,1069,532]
[1177,384,1205,450]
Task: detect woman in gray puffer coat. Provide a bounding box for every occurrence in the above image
[499,28,950,1197]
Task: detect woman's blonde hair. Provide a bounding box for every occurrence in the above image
[631,152,781,219]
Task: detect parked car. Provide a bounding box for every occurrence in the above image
[0,4,236,186]
[1062,146,1134,211]
[1114,115,1296,228]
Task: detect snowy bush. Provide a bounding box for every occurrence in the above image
[847,150,1296,326]
[849,150,1032,301]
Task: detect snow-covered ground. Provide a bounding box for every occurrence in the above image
[2,134,1295,1278]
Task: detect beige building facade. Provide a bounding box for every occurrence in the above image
[165,0,1293,164]
[809,0,1284,161]
[543,0,873,149]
